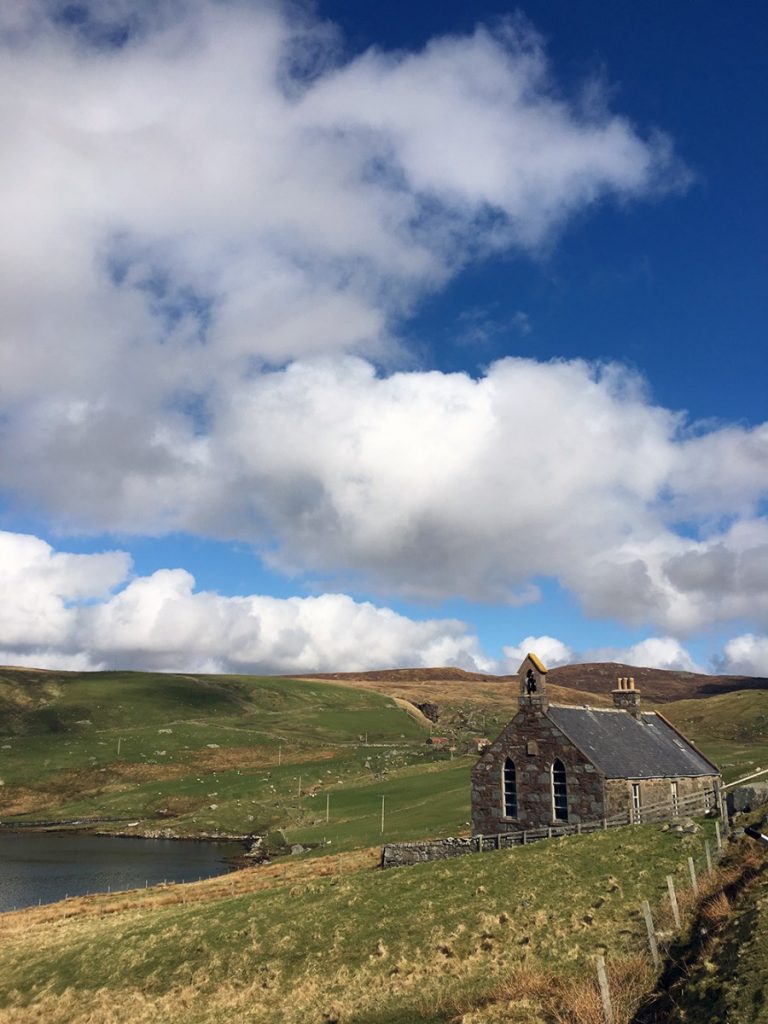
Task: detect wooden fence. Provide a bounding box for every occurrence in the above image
[473,785,723,852]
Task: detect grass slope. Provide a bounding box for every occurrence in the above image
[3,667,768,840]
[659,689,768,784]
[669,852,768,1023]
[1,669,472,843]
[0,822,718,1024]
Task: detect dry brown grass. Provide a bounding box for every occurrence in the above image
[421,953,655,1024]
[0,846,381,936]
[699,890,731,928]
[308,675,613,719]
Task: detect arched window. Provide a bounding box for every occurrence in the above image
[552,759,568,821]
[502,758,517,818]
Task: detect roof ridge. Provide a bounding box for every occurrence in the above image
[549,703,657,715]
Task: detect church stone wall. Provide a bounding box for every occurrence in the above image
[604,775,720,821]
[471,703,605,835]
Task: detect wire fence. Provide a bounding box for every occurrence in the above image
[473,785,723,852]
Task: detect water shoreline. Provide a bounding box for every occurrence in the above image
[0,819,250,844]
[0,829,248,913]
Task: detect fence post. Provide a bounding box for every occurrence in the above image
[666,875,681,930]
[522,831,527,845]
[642,899,660,969]
[714,820,722,851]
[705,841,713,873]
[596,955,614,1024]
[688,856,699,896]
[495,834,501,850]
[478,835,483,853]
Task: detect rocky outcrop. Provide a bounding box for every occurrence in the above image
[413,701,440,722]
[727,781,768,814]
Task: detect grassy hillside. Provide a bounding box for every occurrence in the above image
[3,667,768,841]
[1,669,475,843]
[0,821,721,1024]
[668,849,768,1023]
[304,662,768,704]
[307,672,613,729]
[659,689,768,784]
[549,662,768,703]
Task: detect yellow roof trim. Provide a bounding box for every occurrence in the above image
[526,652,548,673]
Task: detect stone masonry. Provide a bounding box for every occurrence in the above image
[471,653,722,837]
[471,702,604,834]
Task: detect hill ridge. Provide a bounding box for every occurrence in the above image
[299,661,768,703]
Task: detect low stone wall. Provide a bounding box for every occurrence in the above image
[381,833,534,868]
[381,837,478,868]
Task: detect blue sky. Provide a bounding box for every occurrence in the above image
[0,0,766,676]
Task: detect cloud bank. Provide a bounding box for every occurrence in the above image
[2,529,765,677]
[0,1,765,650]
[0,529,492,674]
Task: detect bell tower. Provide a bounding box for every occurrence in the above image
[517,652,548,712]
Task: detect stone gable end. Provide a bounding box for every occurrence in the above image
[471,707,604,835]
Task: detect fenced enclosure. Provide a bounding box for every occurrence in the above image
[382,785,724,867]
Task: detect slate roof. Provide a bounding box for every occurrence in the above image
[547,706,718,779]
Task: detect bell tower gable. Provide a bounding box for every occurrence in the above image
[517,652,549,712]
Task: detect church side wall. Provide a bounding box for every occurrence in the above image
[604,774,721,821]
[471,706,605,835]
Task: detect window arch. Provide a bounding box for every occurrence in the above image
[502,758,518,818]
[551,759,568,821]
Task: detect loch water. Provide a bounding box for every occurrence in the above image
[0,831,241,912]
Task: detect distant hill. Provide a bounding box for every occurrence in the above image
[303,662,768,704]
[547,662,768,703]
[304,666,498,683]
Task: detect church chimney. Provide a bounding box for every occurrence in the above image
[612,676,641,718]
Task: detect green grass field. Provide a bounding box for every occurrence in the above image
[3,667,766,1024]
[660,689,768,784]
[3,668,768,845]
[0,821,721,1024]
[0,669,474,844]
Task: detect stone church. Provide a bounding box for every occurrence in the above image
[471,653,723,836]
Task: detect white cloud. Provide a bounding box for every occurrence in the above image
[0,529,493,674]
[586,636,702,673]
[0,1,677,414]
[501,635,574,671]
[4,354,768,633]
[1,529,765,677]
[2,3,766,637]
[719,634,768,677]
[502,633,701,674]
[0,531,129,647]
[0,649,104,672]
